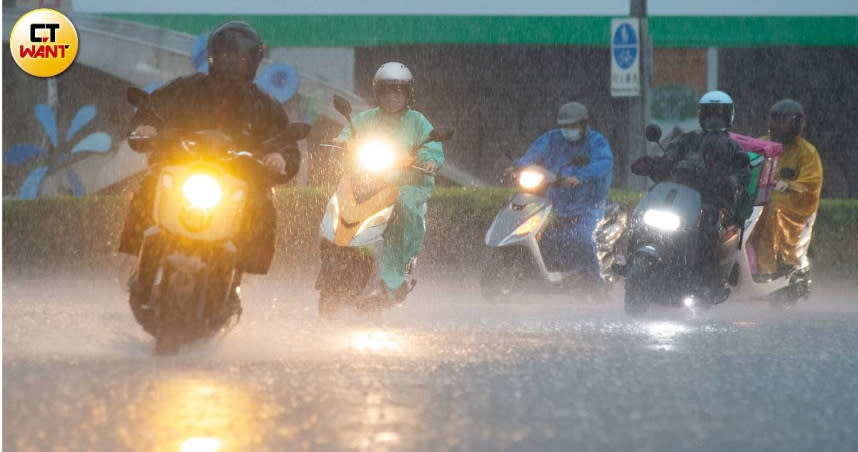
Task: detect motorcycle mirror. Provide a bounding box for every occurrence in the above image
[287,122,311,141]
[333,95,352,119]
[126,87,152,109]
[733,152,751,170]
[644,124,663,143]
[570,155,591,167]
[427,127,455,143]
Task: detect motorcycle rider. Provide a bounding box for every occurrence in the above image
[507,102,614,296]
[632,90,751,299]
[118,21,301,306]
[748,99,823,278]
[332,62,444,300]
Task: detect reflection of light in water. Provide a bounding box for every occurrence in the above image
[181,437,222,452]
[645,321,690,351]
[121,378,276,451]
[339,389,406,449]
[349,330,403,352]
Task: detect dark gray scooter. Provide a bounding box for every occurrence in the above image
[481,161,628,302]
[616,125,750,315]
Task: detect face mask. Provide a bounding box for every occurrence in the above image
[561,128,582,142]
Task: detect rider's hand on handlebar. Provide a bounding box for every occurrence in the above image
[133,125,158,139]
[560,176,581,187]
[416,161,439,174]
[263,152,286,174]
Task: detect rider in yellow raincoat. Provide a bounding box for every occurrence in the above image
[750,99,823,277]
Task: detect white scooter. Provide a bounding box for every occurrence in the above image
[728,133,813,306]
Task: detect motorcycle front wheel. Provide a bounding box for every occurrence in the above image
[480,248,529,303]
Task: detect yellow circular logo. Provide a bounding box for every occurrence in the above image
[9,9,79,78]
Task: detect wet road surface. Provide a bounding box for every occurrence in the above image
[4,269,858,451]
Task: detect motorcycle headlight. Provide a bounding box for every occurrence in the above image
[358,140,396,173]
[518,170,545,190]
[643,209,680,232]
[182,174,222,209]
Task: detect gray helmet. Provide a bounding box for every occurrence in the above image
[557,102,589,126]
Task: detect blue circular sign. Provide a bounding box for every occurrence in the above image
[612,23,638,70]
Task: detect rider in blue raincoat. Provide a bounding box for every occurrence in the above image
[511,102,613,291]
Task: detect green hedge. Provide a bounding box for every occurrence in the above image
[3,188,856,273]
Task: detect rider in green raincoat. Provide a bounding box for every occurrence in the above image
[336,62,444,298]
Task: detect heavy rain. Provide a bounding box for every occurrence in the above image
[4,0,858,451]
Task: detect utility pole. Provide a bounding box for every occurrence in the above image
[626,0,652,191]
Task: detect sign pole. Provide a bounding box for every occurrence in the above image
[625,0,651,191]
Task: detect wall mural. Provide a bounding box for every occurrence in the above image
[4,33,301,199]
[143,33,301,103]
[4,104,112,199]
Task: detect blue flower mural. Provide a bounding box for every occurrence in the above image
[4,104,112,199]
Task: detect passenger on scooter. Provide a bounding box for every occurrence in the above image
[631,90,751,299]
[506,102,614,294]
[118,21,301,302]
[748,99,823,278]
[331,62,444,300]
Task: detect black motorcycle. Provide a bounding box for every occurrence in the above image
[124,87,309,353]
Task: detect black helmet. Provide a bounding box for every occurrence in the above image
[768,99,805,142]
[698,90,734,132]
[207,20,264,82]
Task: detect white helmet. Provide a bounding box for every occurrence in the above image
[698,90,735,131]
[373,62,415,107]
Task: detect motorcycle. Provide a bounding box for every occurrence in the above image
[124,87,310,353]
[480,162,628,303]
[314,95,453,317]
[728,133,813,307]
[617,124,810,316]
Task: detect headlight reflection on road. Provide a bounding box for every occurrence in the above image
[348,329,404,352]
[645,321,690,351]
[180,437,222,452]
[121,377,276,452]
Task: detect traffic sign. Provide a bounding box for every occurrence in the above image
[611,18,640,97]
